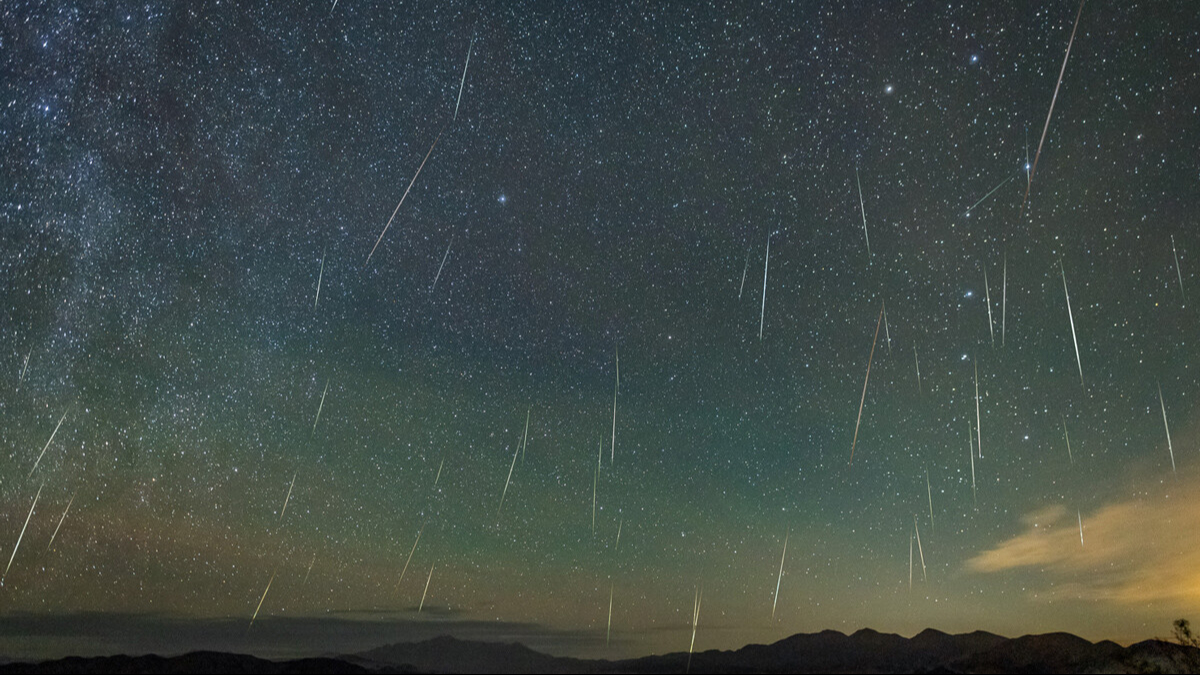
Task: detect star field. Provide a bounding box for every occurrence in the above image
[1,0,1199,661]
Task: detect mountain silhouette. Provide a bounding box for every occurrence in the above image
[4,629,1200,673]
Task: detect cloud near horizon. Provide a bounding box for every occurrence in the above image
[967,468,1200,609]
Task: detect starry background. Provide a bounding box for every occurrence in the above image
[2,0,1199,661]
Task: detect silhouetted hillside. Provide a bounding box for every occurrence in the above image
[5,629,1200,674]
[0,651,399,674]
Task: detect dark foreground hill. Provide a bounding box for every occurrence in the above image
[4,629,1200,674]
[0,651,405,674]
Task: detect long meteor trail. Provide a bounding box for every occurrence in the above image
[314,247,326,309]
[611,347,618,463]
[1060,260,1084,387]
[249,569,277,628]
[687,587,702,674]
[882,301,892,355]
[47,491,76,551]
[1001,251,1008,347]
[279,472,297,523]
[984,268,995,347]
[759,233,772,340]
[965,174,1014,215]
[926,469,934,533]
[913,345,922,395]
[304,554,316,584]
[1159,384,1176,473]
[1172,235,1185,301]
[366,130,445,266]
[1020,0,1086,220]
[419,563,435,612]
[4,483,43,580]
[975,360,983,459]
[738,245,750,299]
[431,235,453,293]
[312,379,330,437]
[856,168,870,257]
[968,422,977,507]
[592,439,601,533]
[849,303,885,465]
[914,517,927,581]
[29,409,69,478]
[607,583,614,646]
[498,437,521,517]
[453,39,474,121]
[772,531,789,619]
[396,524,424,588]
[520,408,531,461]
[1062,415,1074,465]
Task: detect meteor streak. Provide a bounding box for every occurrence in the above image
[279,472,297,523]
[1172,235,1185,301]
[913,517,927,581]
[759,233,772,340]
[592,440,601,533]
[431,235,453,293]
[968,422,977,507]
[498,437,520,517]
[738,245,750,299]
[47,491,75,551]
[849,303,885,465]
[366,130,445,266]
[4,483,43,580]
[965,175,1014,214]
[1062,415,1074,464]
[984,268,995,347]
[687,587,702,674]
[855,168,870,257]
[607,583,614,646]
[1060,260,1084,387]
[913,346,922,394]
[772,530,788,619]
[312,379,330,437]
[419,563,435,612]
[1159,384,1176,473]
[314,247,326,309]
[926,469,934,533]
[1077,510,1084,547]
[19,350,31,382]
[611,347,618,463]
[1020,0,1086,220]
[249,569,277,629]
[304,554,316,584]
[882,301,892,355]
[521,408,531,461]
[453,40,474,121]
[29,409,69,478]
[397,524,424,588]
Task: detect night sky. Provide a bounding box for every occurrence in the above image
[2,0,1199,661]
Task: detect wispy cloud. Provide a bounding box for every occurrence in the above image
[968,470,1200,608]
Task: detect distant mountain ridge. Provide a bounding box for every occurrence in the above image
[3,629,1199,674]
